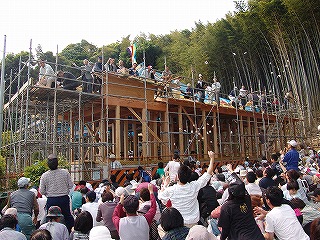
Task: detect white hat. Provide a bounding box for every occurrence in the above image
[240,170,247,177]
[30,188,38,196]
[199,74,203,77]
[17,177,30,188]
[186,225,217,240]
[287,140,298,147]
[109,154,116,159]
[115,187,125,197]
[89,226,112,240]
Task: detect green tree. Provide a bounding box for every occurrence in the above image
[24,155,70,186]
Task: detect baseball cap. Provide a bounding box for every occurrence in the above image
[17,177,30,188]
[287,140,298,147]
[47,206,63,217]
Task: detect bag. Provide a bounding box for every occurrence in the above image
[140,170,151,182]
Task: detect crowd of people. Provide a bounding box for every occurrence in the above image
[2,139,320,239]
[34,57,292,113]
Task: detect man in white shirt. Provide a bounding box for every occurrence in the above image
[37,59,56,88]
[158,151,215,226]
[262,186,309,240]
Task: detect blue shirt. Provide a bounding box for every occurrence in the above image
[283,149,300,171]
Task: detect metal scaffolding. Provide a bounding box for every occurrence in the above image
[0,45,306,183]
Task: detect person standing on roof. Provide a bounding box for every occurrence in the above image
[196,74,205,103]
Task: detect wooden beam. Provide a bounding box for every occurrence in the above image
[202,110,208,155]
[127,107,162,143]
[213,112,219,156]
[115,105,121,159]
[178,106,184,155]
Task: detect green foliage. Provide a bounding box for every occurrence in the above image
[24,155,70,187]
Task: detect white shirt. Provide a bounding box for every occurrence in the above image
[39,64,56,81]
[158,172,211,224]
[82,201,99,227]
[245,183,262,196]
[119,216,149,240]
[265,204,309,240]
[164,160,180,181]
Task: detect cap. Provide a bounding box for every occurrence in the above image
[17,177,30,188]
[109,154,116,159]
[199,74,202,77]
[4,208,17,216]
[89,226,112,240]
[47,206,63,217]
[287,140,298,147]
[186,225,217,240]
[115,187,125,197]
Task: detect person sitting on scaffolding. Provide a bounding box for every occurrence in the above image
[184,83,193,99]
[37,59,57,88]
[56,70,80,90]
[129,62,139,77]
[239,85,248,109]
[211,76,221,106]
[205,84,214,104]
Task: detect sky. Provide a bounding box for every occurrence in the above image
[0,0,235,56]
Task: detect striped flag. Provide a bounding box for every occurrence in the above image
[127,44,137,63]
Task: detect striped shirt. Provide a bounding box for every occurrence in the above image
[39,169,73,197]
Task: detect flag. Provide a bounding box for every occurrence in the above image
[127,44,137,63]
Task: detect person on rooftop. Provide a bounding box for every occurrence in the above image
[129,62,139,76]
[80,59,93,93]
[196,74,205,103]
[37,59,56,88]
[56,70,80,90]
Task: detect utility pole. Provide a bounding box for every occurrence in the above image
[0,35,7,148]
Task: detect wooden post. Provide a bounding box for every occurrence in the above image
[123,119,128,159]
[163,111,170,160]
[254,117,259,158]
[115,105,121,159]
[202,110,208,157]
[213,112,219,157]
[142,108,148,160]
[178,106,184,156]
[247,116,253,157]
[240,116,245,157]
